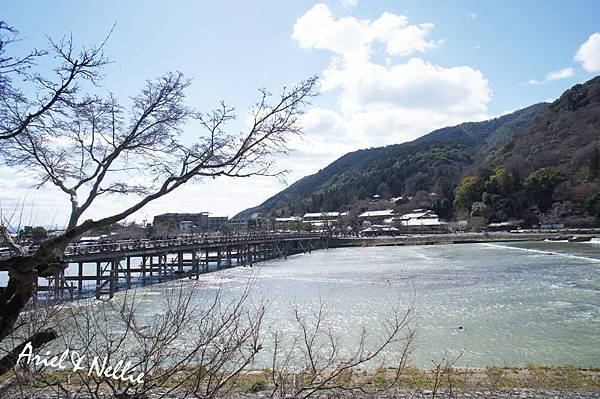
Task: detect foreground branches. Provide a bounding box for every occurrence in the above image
[0,23,318,368]
[269,301,415,398]
[1,282,416,399]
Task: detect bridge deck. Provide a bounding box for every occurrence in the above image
[1,233,329,300]
[64,233,327,262]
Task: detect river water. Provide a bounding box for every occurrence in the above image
[133,240,599,368]
[8,240,597,369]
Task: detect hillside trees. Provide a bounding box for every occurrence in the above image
[240,77,600,223]
[589,147,600,179]
[524,167,564,212]
[377,182,391,199]
[482,167,522,221]
[453,176,484,212]
[485,167,516,196]
[585,192,600,219]
[453,165,571,221]
[432,197,453,220]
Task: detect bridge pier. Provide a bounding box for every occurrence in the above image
[52,271,59,299]
[126,257,132,289]
[95,261,101,299]
[158,255,163,283]
[78,262,83,293]
[109,258,117,299]
[141,256,146,282]
[192,250,199,279]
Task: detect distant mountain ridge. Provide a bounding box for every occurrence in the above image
[235,76,600,223]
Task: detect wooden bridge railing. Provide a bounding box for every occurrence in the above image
[64,232,328,257]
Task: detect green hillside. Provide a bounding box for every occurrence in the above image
[236,77,600,225]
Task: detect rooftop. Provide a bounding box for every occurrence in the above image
[303,212,347,218]
[358,209,395,218]
[274,217,301,222]
[398,209,438,220]
[154,212,209,217]
[401,218,446,226]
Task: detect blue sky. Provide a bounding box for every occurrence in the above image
[1,1,599,226]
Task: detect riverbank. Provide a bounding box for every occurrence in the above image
[329,231,599,248]
[234,365,600,396]
[6,365,599,398]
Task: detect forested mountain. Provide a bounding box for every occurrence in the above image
[236,77,600,225]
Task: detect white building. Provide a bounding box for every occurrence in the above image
[358,209,395,225]
[302,212,348,230]
[396,209,447,231]
[274,216,301,230]
[303,212,347,220]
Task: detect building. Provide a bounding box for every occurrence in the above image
[153,212,229,233]
[302,212,348,230]
[396,209,447,232]
[228,218,248,233]
[358,209,395,225]
[274,216,301,231]
[227,212,265,233]
[208,216,228,231]
[178,220,195,233]
[154,213,209,230]
[303,212,346,221]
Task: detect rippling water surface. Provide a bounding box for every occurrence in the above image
[147,240,599,368]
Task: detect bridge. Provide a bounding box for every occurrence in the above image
[26,232,329,300]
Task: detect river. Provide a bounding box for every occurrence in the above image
[131,240,600,368]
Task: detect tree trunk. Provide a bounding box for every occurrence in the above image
[0,258,36,342]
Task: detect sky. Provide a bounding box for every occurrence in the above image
[1,0,599,227]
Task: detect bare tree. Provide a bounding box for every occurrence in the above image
[426,354,463,398]
[1,282,421,399]
[0,24,318,373]
[1,281,266,399]
[0,21,108,141]
[268,300,415,398]
[0,295,66,394]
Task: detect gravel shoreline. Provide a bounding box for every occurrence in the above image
[10,388,600,398]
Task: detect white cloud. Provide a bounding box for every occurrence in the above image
[340,0,358,9]
[523,67,575,86]
[0,163,291,226]
[0,166,82,228]
[291,3,492,152]
[292,4,441,63]
[526,79,542,86]
[575,32,600,72]
[547,67,575,81]
[467,12,478,21]
[322,58,490,115]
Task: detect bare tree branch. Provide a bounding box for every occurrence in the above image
[0,22,318,369]
[0,329,57,376]
[0,23,110,141]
